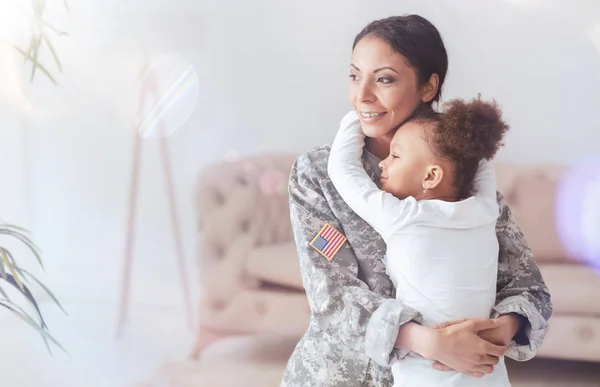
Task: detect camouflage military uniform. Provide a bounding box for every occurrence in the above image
[281,145,552,387]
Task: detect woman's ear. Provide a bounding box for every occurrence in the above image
[422,164,444,191]
[421,74,439,103]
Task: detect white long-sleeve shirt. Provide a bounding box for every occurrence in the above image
[327,111,510,387]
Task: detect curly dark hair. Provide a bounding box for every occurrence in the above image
[411,96,510,200]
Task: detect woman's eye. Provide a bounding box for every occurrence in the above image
[349,74,359,81]
[377,76,394,84]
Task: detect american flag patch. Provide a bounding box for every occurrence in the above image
[309,223,347,261]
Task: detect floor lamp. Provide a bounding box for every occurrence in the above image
[116,56,195,336]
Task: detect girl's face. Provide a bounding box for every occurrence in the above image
[378,121,433,199]
[348,34,436,140]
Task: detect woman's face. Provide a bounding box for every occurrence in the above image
[348,34,427,139]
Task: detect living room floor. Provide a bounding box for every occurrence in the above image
[141,335,600,387]
[1,301,598,387]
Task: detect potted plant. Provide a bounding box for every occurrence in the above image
[0,224,66,352]
[7,0,69,85]
[1,0,69,352]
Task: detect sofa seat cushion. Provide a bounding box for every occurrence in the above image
[245,243,303,291]
[199,290,309,335]
[538,315,600,362]
[540,264,600,316]
[495,163,573,263]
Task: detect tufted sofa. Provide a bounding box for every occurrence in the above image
[190,154,600,363]
[189,153,309,359]
[494,163,600,362]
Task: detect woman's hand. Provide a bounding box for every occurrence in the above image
[416,319,508,377]
[430,315,520,376]
[477,313,522,345]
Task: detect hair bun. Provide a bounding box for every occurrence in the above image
[438,95,510,161]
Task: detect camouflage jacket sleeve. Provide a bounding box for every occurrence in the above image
[491,192,553,361]
[289,152,423,367]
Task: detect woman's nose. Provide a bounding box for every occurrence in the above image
[357,82,375,103]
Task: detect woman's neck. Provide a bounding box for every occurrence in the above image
[365,136,393,160]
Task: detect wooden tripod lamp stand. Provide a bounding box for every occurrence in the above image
[116,55,198,336]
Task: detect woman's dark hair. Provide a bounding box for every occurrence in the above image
[353,15,449,104]
[412,96,510,200]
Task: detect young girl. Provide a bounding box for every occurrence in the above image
[328,97,511,387]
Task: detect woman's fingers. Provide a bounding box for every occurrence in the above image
[468,372,485,378]
[467,318,499,332]
[432,361,454,371]
[431,318,468,330]
[428,320,506,377]
[483,341,508,357]
[479,355,500,366]
[473,364,494,375]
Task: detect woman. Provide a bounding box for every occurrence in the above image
[282,15,552,387]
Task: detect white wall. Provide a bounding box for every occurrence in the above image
[2,0,599,309]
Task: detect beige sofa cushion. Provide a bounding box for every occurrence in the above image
[540,264,600,316]
[245,243,303,291]
[495,163,573,263]
[538,315,600,362]
[195,154,297,298]
[199,290,309,335]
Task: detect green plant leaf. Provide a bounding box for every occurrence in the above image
[20,269,67,316]
[31,0,41,15]
[1,295,53,354]
[5,41,58,85]
[0,248,27,278]
[42,35,62,73]
[0,284,10,301]
[14,0,68,86]
[1,256,29,287]
[0,257,7,281]
[30,35,42,82]
[0,226,44,268]
[32,0,48,16]
[0,254,64,319]
[0,249,24,290]
[1,295,45,330]
[25,37,35,65]
[0,224,30,233]
[0,301,66,353]
[43,21,68,37]
[40,331,53,355]
[2,273,48,328]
